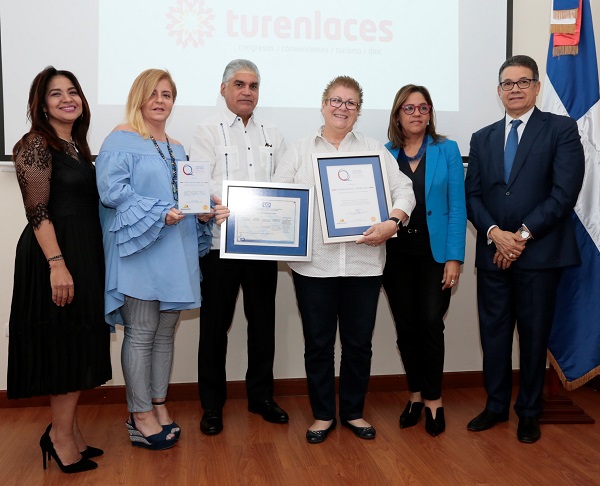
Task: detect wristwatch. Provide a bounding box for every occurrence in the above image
[519,225,532,240]
[388,217,401,230]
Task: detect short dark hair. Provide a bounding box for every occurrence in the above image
[498,55,539,82]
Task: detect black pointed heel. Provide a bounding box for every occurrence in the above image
[40,424,98,473]
[424,407,446,437]
[399,401,424,428]
[80,446,104,459]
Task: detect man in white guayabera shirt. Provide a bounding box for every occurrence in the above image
[189,59,288,436]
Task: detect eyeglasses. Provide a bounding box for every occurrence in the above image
[499,78,538,91]
[400,103,431,115]
[327,98,360,110]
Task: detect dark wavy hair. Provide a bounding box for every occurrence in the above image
[387,84,445,150]
[13,66,92,162]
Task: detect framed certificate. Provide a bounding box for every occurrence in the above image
[312,151,393,243]
[220,180,314,261]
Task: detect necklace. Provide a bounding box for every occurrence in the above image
[398,138,427,164]
[149,134,178,203]
[60,137,79,153]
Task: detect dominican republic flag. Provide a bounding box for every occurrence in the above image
[542,0,600,390]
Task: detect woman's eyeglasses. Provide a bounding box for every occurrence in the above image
[327,98,360,110]
[400,103,431,115]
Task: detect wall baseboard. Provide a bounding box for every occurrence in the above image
[0,370,508,408]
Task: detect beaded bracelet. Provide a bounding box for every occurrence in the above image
[47,254,64,262]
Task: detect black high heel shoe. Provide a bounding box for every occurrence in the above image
[424,407,446,437]
[80,446,104,459]
[40,425,98,473]
[399,401,424,428]
[45,423,104,459]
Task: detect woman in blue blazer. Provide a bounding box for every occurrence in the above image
[383,85,466,436]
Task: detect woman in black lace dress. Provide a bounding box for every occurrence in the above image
[8,67,111,473]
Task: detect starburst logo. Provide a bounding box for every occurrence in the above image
[166,0,215,48]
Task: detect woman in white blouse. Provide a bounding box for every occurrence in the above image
[274,76,415,444]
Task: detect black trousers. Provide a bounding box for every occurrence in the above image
[198,250,277,410]
[382,235,450,400]
[477,266,560,417]
[292,272,382,421]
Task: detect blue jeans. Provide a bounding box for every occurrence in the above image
[121,296,180,412]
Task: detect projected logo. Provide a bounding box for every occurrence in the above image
[166,0,215,47]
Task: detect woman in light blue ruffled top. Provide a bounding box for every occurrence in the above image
[96,69,212,451]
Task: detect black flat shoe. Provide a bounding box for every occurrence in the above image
[517,417,541,443]
[248,400,289,424]
[399,401,424,428]
[306,418,337,444]
[424,407,446,437]
[467,409,509,432]
[200,409,223,435]
[340,418,376,440]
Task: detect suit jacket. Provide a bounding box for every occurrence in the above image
[465,106,585,270]
[386,136,466,264]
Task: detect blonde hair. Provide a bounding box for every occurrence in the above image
[321,75,363,114]
[125,69,177,138]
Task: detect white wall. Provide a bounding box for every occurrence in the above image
[1,0,598,390]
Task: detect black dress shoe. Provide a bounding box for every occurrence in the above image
[340,418,376,440]
[248,400,289,423]
[517,417,541,443]
[399,401,424,428]
[467,409,509,432]
[200,409,223,435]
[306,418,337,444]
[424,407,445,437]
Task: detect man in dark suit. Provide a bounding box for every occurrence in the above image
[464,55,585,443]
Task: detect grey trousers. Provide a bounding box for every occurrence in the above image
[121,296,180,412]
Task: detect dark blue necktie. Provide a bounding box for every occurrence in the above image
[504,119,522,183]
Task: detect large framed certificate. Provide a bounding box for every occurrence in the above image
[312,151,393,243]
[220,180,314,261]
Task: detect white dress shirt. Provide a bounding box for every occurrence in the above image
[274,128,415,278]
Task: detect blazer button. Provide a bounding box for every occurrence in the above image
[505,191,510,196]
[427,211,432,215]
